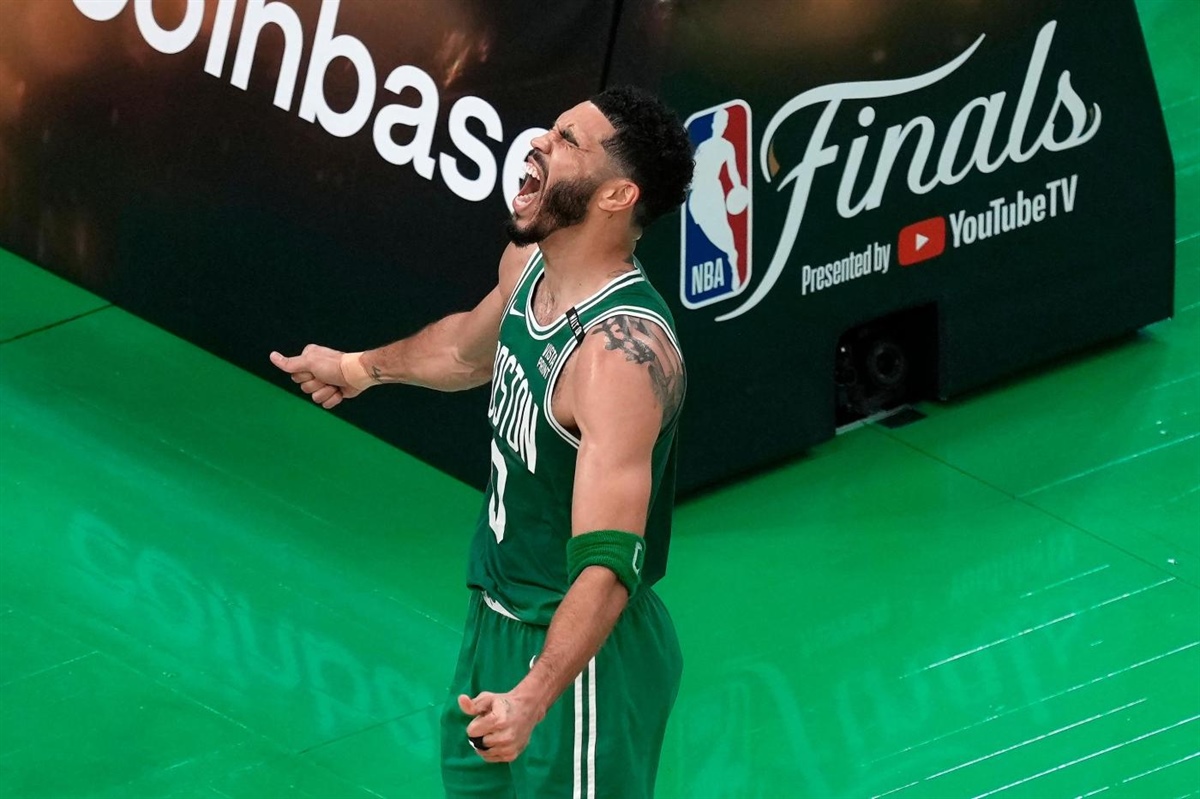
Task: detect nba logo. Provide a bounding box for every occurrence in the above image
[681,100,752,309]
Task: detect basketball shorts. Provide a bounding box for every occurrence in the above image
[441,589,683,799]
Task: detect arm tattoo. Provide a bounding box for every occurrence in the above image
[591,315,686,427]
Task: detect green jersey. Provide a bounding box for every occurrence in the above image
[466,248,683,626]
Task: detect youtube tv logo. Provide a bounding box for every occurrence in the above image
[898,217,946,266]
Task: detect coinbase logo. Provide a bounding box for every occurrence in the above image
[681,100,752,309]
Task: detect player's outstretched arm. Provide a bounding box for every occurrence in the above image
[270,243,535,407]
[459,315,685,763]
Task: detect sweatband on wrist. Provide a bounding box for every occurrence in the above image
[566,530,646,597]
[340,351,375,391]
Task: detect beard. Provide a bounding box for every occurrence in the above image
[504,175,598,246]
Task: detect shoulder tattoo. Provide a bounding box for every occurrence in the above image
[590,315,686,427]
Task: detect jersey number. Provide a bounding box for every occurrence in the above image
[488,440,508,543]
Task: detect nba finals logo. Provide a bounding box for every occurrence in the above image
[681,100,752,309]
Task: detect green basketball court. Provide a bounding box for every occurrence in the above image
[1,1,1197,795]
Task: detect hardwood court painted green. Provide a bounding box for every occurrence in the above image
[1,1,1198,796]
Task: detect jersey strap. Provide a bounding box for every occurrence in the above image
[543,305,684,449]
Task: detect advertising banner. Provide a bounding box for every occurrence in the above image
[616,0,1174,488]
[1,0,1173,492]
[1,0,617,488]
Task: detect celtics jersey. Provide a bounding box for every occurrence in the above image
[466,248,683,626]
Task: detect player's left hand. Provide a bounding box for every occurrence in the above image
[458,691,543,763]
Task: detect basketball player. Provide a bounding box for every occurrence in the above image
[270,87,694,799]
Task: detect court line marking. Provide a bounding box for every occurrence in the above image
[0,650,98,689]
[868,640,1200,766]
[970,713,1200,799]
[1024,432,1200,497]
[925,698,1146,780]
[1020,564,1110,599]
[869,699,1145,799]
[904,577,1175,677]
[1121,749,1200,785]
[871,780,920,799]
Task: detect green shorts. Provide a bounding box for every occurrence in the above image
[441,589,683,799]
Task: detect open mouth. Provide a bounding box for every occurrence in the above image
[513,158,544,213]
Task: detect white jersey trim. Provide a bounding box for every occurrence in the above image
[481,591,520,620]
[543,306,684,450]
[524,268,645,341]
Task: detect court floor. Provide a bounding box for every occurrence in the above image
[2,1,1198,796]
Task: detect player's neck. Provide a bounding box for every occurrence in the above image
[538,223,637,307]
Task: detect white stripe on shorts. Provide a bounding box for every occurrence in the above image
[573,658,598,799]
[573,671,583,799]
[588,657,597,799]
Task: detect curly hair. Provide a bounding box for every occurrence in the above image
[590,87,695,229]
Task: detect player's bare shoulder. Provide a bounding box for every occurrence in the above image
[585,314,686,429]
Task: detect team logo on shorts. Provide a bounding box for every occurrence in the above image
[680,100,752,309]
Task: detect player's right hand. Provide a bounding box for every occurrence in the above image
[270,345,363,410]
